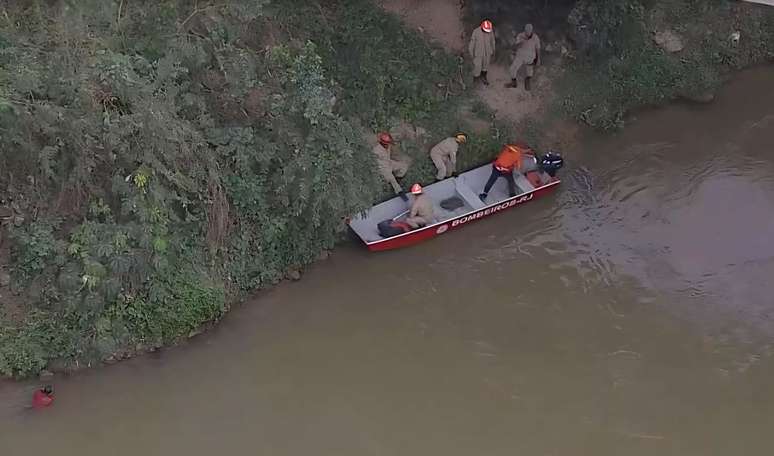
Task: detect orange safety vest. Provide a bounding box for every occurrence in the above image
[493,144,531,172]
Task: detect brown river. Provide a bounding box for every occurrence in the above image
[1,67,773,455]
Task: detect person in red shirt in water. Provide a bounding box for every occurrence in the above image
[32,385,54,409]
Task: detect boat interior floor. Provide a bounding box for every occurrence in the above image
[349,164,552,243]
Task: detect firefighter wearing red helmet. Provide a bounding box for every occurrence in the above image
[372,132,409,201]
[405,183,435,229]
[469,20,496,85]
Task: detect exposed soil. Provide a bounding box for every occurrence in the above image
[378,0,565,125]
[380,0,466,52]
[472,60,556,125]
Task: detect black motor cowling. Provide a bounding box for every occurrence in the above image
[539,151,564,177]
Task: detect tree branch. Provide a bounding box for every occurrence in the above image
[178,1,222,32]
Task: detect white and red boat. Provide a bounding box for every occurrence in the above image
[349,152,564,251]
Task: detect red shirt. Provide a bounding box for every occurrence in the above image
[32,390,54,408]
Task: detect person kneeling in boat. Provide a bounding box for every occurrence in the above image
[479,143,530,201]
[405,184,435,229]
[430,133,467,181]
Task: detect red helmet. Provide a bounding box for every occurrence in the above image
[481,20,493,33]
[410,183,423,195]
[378,132,394,146]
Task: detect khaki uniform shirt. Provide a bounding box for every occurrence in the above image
[429,137,459,169]
[410,194,435,221]
[515,32,540,62]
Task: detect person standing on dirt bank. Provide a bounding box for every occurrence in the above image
[372,132,409,201]
[469,20,495,85]
[506,24,541,91]
[430,133,467,181]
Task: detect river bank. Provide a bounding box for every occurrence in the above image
[2,64,774,453]
[1,0,773,379]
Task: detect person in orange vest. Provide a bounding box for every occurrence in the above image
[32,385,54,409]
[479,144,530,201]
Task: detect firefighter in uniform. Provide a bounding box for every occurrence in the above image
[429,133,467,181]
[469,20,496,85]
[372,132,409,200]
[506,23,541,91]
[405,184,435,229]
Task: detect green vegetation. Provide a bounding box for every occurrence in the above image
[1,0,772,378]
[0,0,500,377]
[557,0,774,129]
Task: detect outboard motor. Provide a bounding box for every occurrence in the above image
[539,151,564,177]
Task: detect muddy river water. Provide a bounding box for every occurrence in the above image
[2,67,773,455]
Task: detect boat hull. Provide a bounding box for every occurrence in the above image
[364,179,560,251]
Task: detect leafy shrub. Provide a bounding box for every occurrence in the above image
[0,311,77,378]
[560,0,774,130]
[0,0,492,377]
[0,324,48,377]
[139,266,226,344]
[9,219,63,282]
[278,0,459,128]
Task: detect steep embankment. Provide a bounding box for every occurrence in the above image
[381,0,774,131]
[0,0,503,378]
[380,0,563,125]
[1,0,772,379]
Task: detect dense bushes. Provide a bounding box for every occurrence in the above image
[558,0,774,129]
[3,0,769,377]
[0,0,485,377]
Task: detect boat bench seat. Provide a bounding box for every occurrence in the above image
[454,179,487,210]
[514,173,536,193]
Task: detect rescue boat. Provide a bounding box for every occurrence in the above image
[348,152,564,251]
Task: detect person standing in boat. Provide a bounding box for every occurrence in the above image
[405,184,435,229]
[372,132,409,201]
[479,144,531,201]
[506,23,541,91]
[429,133,467,181]
[469,20,496,86]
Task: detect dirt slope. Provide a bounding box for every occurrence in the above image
[378,0,557,125]
[380,0,466,52]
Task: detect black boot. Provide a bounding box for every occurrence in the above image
[481,71,489,86]
[479,192,488,202]
[505,78,518,88]
[398,191,408,202]
[525,77,532,91]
